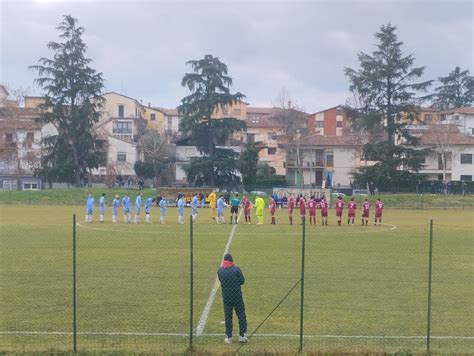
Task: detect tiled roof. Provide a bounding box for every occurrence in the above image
[298,134,359,146]
[413,125,474,145]
[246,107,277,115]
[245,115,284,128]
[440,107,474,115]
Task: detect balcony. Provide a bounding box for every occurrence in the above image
[113,128,132,134]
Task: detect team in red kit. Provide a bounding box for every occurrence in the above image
[257,193,384,226]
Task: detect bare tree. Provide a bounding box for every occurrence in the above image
[0,90,41,190]
[428,124,458,183]
[272,88,307,188]
[139,129,176,186]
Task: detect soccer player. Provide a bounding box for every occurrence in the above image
[208,190,217,223]
[230,193,241,224]
[287,194,294,225]
[191,193,199,222]
[217,194,226,224]
[134,193,142,224]
[144,196,154,223]
[308,196,316,225]
[85,192,94,223]
[255,195,265,225]
[177,193,185,224]
[241,195,252,224]
[269,196,276,224]
[347,197,356,225]
[299,194,306,225]
[319,196,328,225]
[335,196,344,226]
[112,194,119,223]
[99,193,105,223]
[159,194,167,224]
[122,193,131,223]
[374,198,384,225]
[362,198,370,226]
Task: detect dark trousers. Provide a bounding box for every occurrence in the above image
[224,301,247,338]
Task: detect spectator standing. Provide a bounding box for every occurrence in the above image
[217,254,248,345]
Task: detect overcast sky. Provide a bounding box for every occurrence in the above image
[0,0,472,113]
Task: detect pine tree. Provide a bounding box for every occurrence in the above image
[178,55,246,187]
[434,66,473,109]
[30,15,105,186]
[344,24,431,190]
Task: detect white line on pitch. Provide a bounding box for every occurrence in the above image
[195,210,243,336]
[1,331,472,340]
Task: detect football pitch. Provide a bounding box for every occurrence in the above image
[0,204,473,354]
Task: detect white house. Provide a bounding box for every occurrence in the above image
[286,135,360,188]
[440,107,474,137]
[406,125,474,182]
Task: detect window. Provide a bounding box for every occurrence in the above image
[471,128,474,136]
[453,115,459,120]
[150,113,156,121]
[460,154,472,164]
[26,132,34,148]
[460,175,472,182]
[113,121,132,134]
[315,121,324,128]
[268,147,276,155]
[424,114,432,122]
[222,107,229,116]
[5,133,13,142]
[23,182,39,190]
[336,121,343,128]
[117,152,127,162]
[167,116,173,128]
[440,114,446,121]
[232,109,241,116]
[315,150,324,166]
[247,133,255,143]
[2,180,17,190]
[437,174,443,180]
[118,105,124,118]
[326,151,334,167]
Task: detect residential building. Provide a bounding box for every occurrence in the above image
[405,125,474,181]
[245,107,287,175]
[0,96,43,190]
[306,105,347,136]
[94,92,147,176]
[440,107,474,136]
[143,104,166,133]
[161,108,183,137]
[285,135,359,188]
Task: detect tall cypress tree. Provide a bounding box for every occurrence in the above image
[344,24,432,190]
[178,55,246,187]
[30,15,104,186]
[434,66,473,109]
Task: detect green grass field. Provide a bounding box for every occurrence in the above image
[0,203,473,354]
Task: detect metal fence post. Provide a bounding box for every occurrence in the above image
[427,219,434,353]
[299,216,306,352]
[72,214,77,352]
[189,215,194,350]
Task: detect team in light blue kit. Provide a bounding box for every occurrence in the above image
[159,194,167,224]
[99,193,106,223]
[217,194,226,224]
[134,193,142,224]
[122,193,131,223]
[177,193,185,224]
[144,196,154,223]
[191,193,199,222]
[85,192,95,223]
[112,194,119,223]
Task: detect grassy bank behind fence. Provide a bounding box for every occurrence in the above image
[0,188,473,209]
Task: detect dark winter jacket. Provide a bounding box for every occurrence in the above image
[218,262,245,304]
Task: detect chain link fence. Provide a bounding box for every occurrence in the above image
[1,208,472,353]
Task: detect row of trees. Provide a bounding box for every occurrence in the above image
[19,16,473,190]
